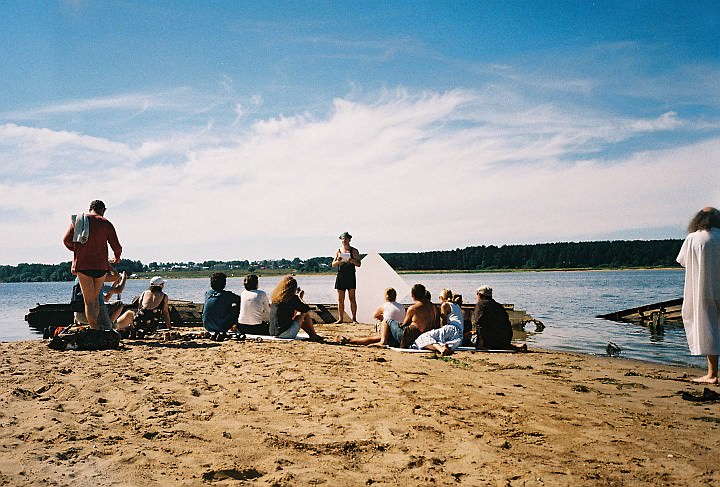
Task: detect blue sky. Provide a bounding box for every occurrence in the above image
[1,1,719,265]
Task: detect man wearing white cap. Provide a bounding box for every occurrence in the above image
[473,285,513,350]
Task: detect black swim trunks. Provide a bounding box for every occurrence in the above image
[77,269,107,278]
[334,262,356,290]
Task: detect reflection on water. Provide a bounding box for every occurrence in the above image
[0,269,698,367]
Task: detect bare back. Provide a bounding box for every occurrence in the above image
[140,290,166,311]
[405,300,437,333]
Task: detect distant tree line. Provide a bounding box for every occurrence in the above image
[0,259,146,283]
[0,240,683,283]
[382,239,683,271]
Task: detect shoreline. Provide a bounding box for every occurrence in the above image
[127,266,684,279]
[0,266,683,283]
[1,323,717,486]
[3,334,705,371]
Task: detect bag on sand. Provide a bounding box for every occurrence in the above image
[48,327,121,351]
[70,283,85,312]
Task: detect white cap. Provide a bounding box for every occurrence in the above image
[150,276,166,286]
[476,285,492,297]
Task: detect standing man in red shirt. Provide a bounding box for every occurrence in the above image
[63,200,122,330]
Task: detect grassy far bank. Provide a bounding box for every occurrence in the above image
[1,240,683,283]
[129,265,682,280]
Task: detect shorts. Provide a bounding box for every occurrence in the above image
[237,322,270,336]
[334,267,356,291]
[277,319,301,339]
[77,269,107,278]
[386,319,404,347]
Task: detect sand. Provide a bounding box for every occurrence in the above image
[0,323,719,486]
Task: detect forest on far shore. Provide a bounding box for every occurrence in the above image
[0,239,683,283]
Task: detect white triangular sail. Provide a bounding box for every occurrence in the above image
[355,252,409,324]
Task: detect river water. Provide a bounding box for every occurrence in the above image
[0,269,699,368]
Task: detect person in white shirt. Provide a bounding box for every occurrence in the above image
[338,287,405,345]
[237,274,271,335]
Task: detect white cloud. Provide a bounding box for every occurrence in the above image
[1,88,718,265]
[4,90,190,119]
[627,112,681,132]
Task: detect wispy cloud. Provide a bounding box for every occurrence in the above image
[2,86,718,265]
[4,89,192,119]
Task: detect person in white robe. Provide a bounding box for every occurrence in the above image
[676,207,720,384]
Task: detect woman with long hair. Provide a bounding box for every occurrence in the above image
[269,276,323,341]
[677,207,720,384]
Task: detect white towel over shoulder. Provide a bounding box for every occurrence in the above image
[72,213,90,244]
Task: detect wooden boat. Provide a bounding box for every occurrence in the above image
[26,300,540,333]
[25,299,203,334]
[596,298,683,326]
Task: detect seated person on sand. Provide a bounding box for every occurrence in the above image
[237,274,270,336]
[376,283,436,348]
[72,269,134,332]
[132,276,172,337]
[473,285,525,351]
[339,287,406,345]
[412,288,464,356]
[269,276,324,342]
[203,272,241,341]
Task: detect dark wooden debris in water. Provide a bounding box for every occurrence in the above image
[596,298,682,326]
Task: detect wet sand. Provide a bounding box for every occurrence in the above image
[0,323,718,486]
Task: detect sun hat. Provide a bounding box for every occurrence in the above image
[150,276,166,286]
[339,231,352,239]
[476,285,492,297]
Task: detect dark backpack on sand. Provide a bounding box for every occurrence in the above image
[48,328,121,351]
[70,283,85,312]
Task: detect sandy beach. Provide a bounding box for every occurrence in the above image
[1,323,718,486]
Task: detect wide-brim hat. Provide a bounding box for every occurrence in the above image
[339,231,352,239]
